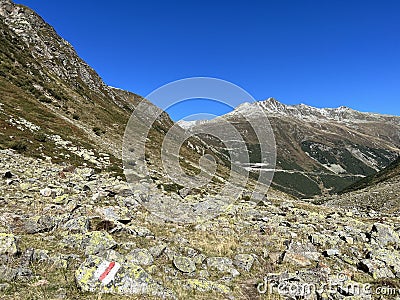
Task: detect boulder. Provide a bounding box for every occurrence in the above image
[234,254,255,272]
[127,248,154,266]
[371,223,400,248]
[173,256,196,273]
[0,233,18,255]
[75,255,174,298]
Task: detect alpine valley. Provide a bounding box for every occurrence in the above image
[1,1,400,299]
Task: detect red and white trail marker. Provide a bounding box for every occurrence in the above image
[94,261,121,285]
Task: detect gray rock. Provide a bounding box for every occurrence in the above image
[173,256,196,273]
[358,259,394,279]
[234,254,255,272]
[179,279,231,294]
[0,233,18,255]
[206,257,240,277]
[61,231,117,255]
[62,217,90,233]
[371,223,400,248]
[323,249,341,257]
[75,255,174,298]
[24,215,56,234]
[149,243,167,258]
[127,248,154,266]
[0,266,18,281]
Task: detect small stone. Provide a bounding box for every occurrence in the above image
[62,217,90,233]
[149,243,167,258]
[206,257,240,277]
[371,223,400,248]
[0,233,18,256]
[234,254,255,272]
[180,279,231,294]
[173,256,196,273]
[0,266,17,282]
[127,248,154,266]
[40,187,52,197]
[323,249,341,257]
[61,231,117,255]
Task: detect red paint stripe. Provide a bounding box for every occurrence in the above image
[99,262,115,282]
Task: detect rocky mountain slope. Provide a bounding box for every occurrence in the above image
[0,0,138,167]
[186,98,400,197]
[2,149,400,299]
[322,157,400,214]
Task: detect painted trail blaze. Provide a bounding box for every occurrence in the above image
[94,261,121,285]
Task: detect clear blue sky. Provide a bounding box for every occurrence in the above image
[16,0,400,120]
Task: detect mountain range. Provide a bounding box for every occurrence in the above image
[183,98,400,197]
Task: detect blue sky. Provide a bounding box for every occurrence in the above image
[16,0,400,120]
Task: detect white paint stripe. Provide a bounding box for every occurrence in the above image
[101,262,121,285]
[94,261,110,280]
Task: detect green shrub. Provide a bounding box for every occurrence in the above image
[10,140,27,152]
[34,132,47,142]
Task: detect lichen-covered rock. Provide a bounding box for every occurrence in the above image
[0,266,18,282]
[23,215,56,234]
[95,206,131,223]
[0,233,18,255]
[234,254,255,272]
[173,256,196,273]
[368,248,400,276]
[127,248,154,266]
[62,217,90,233]
[358,259,395,279]
[179,279,231,294]
[149,243,167,258]
[61,231,117,255]
[371,223,400,248]
[206,257,240,277]
[323,249,340,257]
[75,255,174,298]
[282,241,321,267]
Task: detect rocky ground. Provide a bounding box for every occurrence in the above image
[1,149,400,300]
